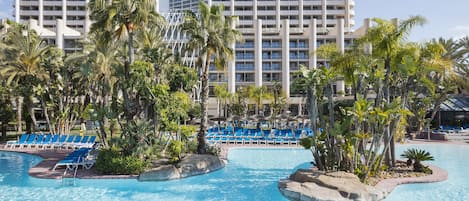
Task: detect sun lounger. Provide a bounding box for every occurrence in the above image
[62,135,78,149]
[34,134,52,149]
[73,136,89,148]
[6,134,29,149]
[52,148,95,174]
[53,135,68,149]
[29,134,44,148]
[43,135,59,149]
[23,134,37,148]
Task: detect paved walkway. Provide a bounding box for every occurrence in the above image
[0,144,136,179]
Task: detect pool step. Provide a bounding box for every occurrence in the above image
[61,177,76,186]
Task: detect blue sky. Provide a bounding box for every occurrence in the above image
[2,0,468,42]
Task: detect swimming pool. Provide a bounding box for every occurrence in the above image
[386,144,469,201]
[0,144,467,201]
[0,148,311,201]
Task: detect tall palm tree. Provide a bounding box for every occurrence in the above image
[364,16,426,166]
[248,86,273,116]
[181,1,241,153]
[89,0,162,120]
[434,37,469,94]
[214,84,231,119]
[0,24,50,131]
[70,35,120,147]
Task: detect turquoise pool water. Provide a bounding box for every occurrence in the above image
[0,148,311,201]
[0,144,468,201]
[386,144,469,201]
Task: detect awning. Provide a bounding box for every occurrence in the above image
[440,96,469,112]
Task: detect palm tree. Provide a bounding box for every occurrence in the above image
[0,24,50,131]
[297,66,325,170]
[71,36,120,147]
[89,0,162,120]
[434,37,468,70]
[214,84,231,120]
[247,86,273,116]
[364,16,426,166]
[181,1,241,154]
[434,37,469,94]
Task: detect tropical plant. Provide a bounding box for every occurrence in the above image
[181,1,241,153]
[95,148,147,175]
[0,84,14,141]
[400,148,434,173]
[0,24,50,131]
[89,0,163,121]
[364,16,427,166]
[213,84,231,119]
[247,85,273,116]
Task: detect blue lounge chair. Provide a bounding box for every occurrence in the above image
[53,147,97,175]
[6,134,29,149]
[23,134,37,148]
[85,136,97,148]
[44,135,59,149]
[64,135,81,149]
[31,134,45,148]
[74,136,90,148]
[53,135,68,149]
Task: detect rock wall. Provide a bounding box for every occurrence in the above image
[138,154,225,181]
[278,169,386,201]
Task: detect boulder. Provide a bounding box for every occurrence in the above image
[178,154,225,178]
[138,154,225,181]
[138,165,180,181]
[279,169,386,201]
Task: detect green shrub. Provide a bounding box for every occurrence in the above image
[206,144,221,156]
[400,148,434,173]
[187,140,198,154]
[168,140,185,163]
[96,148,147,175]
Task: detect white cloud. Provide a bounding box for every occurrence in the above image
[448,25,469,39]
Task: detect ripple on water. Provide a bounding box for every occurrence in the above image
[1,145,468,201]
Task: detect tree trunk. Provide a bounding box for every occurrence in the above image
[426,94,446,140]
[41,98,54,134]
[198,52,211,154]
[327,83,334,128]
[128,28,135,65]
[15,97,23,133]
[383,58,392,167]
[1,124,6,141]
[26,97,38,131]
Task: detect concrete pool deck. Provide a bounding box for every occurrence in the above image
[0,144,138,179]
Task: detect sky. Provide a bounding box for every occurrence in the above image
[1,0,468,42]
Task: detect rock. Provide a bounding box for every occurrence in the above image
[138,154,225,181]
[178,154,225,178]
[279,179,348,201]
[279,169,386,201]
[138,165,180,181]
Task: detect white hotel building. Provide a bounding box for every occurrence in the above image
[12,0,96,52]
[11,0,372,115]
[170,0,371,115]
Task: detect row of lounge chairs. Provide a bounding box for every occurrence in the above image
[206,127,314,145]
[208,137,300,145]
[52,147,97,175]
[5,134,97,149]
